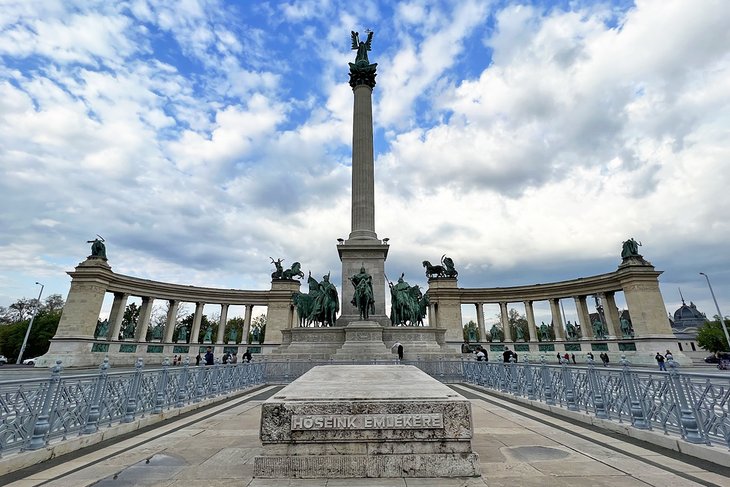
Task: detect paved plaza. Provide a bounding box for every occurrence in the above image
[2,383,728,487]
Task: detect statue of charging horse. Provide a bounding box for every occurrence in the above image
[270,257,305,280]
[422,255,458,278]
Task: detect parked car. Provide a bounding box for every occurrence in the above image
[22,357,39,365]
[704,353,730,363]
[0,355,7,365]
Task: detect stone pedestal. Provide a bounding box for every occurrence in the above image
[266,279,301,344]
[332,321,392,361]
[254,365,480,478]
[337,240,390,326]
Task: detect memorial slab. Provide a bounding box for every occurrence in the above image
[254,365,480,478]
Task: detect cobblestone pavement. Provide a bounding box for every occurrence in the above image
[3,384,728,487]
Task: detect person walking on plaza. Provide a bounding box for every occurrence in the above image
[195,353,201,366]
[665,350,674,362]
[205,347,214,365]
[475,347,486,361]
[655,352,666,371]
[230,352,238,364]
[571,353,576,364]
[243,348,252,362]
[503,347,514,363]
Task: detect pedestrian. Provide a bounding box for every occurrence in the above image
[230,352,238,364]
[563,353,570,363]
[195,353,201,366]
[557,353,561,363]
[587,352,594,361]
[172,355,178,366]
[243,348,252,363]
[665,350,674,362]
[475,347,486,361]
[503,347,514,363]
[205,347,214,365]
[571,353,576,364]
[655,352,666,371]
[391,341,404,360]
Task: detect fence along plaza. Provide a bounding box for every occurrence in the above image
[1,356,728,458]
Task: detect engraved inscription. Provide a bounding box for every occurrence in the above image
[291,413,443,431]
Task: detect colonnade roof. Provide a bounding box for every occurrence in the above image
[435,264,661,303]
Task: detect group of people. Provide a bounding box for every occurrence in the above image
[655,350,673,371]
[188,347,253,366]
[556,352,577,364]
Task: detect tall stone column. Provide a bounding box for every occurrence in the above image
[338,47,390,327]
[190,302,204,344]
[243,305,253,344]
[108,292,129,341]
[524,301,538,342]
[618,262,674,338]
[475,303,485,342]
[134,297,154,342]
[53,258,112,340]
[575,296,593,339]
[499,302,512,342]
[218,304,229,344]
[163,300,179,342]
[549,299,565,341]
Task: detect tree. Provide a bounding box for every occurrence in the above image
[508,308,529,340]
[120,303,140,339]
[697,318,730,353]
[225,317,246,343]
[8,298,40,322]
[249,315,266,344]
[43,294,65,313]
[462,320,480,342]
[0,308,62,360]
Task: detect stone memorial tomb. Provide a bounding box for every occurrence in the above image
[254,365,480,478]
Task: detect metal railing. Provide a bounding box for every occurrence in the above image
[1,356,728,457]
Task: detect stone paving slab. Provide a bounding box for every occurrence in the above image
[2,383,728,487]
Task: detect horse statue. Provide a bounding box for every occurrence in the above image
[292,292,315,327]
[422,260,445,278]
[441,255,458,278]
[308,273,339,327]
[352,277,375,320]
[282,261,305,280]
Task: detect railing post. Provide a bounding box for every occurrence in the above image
[28,360,63,450]
[176,357,190,408]
[83,357,110,434]
[540,355,555,406]
[667,358,705,444]
[509,356,519,394]
[561,357,578,411]
[210,359,220,397]
[154,357,170,414]
[587,356,608,419]
[194,363,205,403]
[620,355,649,429]
[122,358,145,423]
[523,356,536,400]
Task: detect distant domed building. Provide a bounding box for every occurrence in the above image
[669,298,706,353]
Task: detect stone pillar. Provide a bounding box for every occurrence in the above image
[190,302,204,344]
[525,301,538,342]
[349,84,376,240]
[429,302,437,327]
[604,292,622,337]
[597,292,619,338]
[499,302,512,342]
[475,303,485,342]
[134,297,154,342]
[218,304,229,344]
[337,242,390,326]
[549,299,565,341]
[53,259,112,340]
[163,300,179,343]
[266,279,300,345]
[108,292,129,341]
[618,263,674,338]
[243,305,253,344]
[575,296,593,339]
[427,278,463,345]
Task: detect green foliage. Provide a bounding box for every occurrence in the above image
[120,303,140,339]
[225,317,245,343]
[249,315,266,344]
[462,320,480,342]
[697,319,730,353]
[0,310,61,360]
[508,308,529,340]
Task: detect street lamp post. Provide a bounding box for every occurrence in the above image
[699,272,730,352]
[17,282,44,365]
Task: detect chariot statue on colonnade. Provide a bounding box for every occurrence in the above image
[423,255,459,279]
[270,257,305,280]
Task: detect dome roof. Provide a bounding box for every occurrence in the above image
[672,301,706,329]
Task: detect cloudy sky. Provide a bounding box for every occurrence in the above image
[1,0,729,324]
